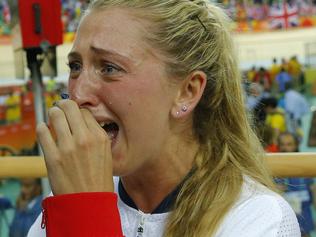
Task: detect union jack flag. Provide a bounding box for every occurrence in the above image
[269,1,299,29]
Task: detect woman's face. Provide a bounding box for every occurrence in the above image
[68,8,179,176]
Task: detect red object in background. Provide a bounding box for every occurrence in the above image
[18,0,63,49]
[265,144,279,153]
[0,86,36,156]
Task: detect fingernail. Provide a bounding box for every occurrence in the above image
[60,93,69,99]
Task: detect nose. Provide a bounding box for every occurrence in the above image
[69,71,100,108]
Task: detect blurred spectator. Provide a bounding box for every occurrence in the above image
[45,91,61,109]
[0,194,12,227]
[45,78,57,93]
[61,0,89,33]
[269,57,281,81]
[0,94,7,124]
[1,0,316,35]
[0,0,11,35]
[256,123,278,152]
[277,132,315,237]
[288,55,302,88]
[262,97,286,144]
[283,82,309,136]
[276,67,292,93]
[253,96,268,126]
[246,82,264,110]
[288,56,301,78]
[253,67,272,91]
[281,58,289,71]
[5,89,21,124]
[9,178,43,237]
[246,66,257,82]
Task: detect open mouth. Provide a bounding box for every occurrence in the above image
[101,122,119,141]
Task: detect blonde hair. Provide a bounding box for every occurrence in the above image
[87,1,275,236]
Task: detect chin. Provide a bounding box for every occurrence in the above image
[112,169,129,177]
[112,159,129,177]
[112,160,141,178]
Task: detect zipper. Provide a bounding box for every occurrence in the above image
[41,208,46,229]
[136,211,146,237]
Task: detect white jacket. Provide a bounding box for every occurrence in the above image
[28,177,300,237]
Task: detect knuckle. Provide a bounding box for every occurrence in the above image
[53,154,63,166]
[59,99,78,110]
[44,151,63,169]
[59,143,76,156]
[76,136,92,148]
[36,123,47,136]
[48,107,63,120]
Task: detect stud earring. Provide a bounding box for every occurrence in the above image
[176,111,180,116]
[181,105,188,112]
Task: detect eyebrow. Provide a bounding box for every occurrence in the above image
[90,46,133,63]
[68,51,82,60]
[67,46,134,65]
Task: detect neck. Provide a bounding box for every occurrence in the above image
[121,139,199,213]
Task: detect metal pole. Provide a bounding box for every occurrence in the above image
[27,49,50,196]
[30,61,46,126]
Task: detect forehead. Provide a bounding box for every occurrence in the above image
[73,8,151,58]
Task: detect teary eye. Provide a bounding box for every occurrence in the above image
[100,63,121,75]
[68,61,82,72]
[67,61,82,78]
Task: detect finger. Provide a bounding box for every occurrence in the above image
[36,122,59,161]
[81,109,112,149]
[37,122,64,196]
[81,109,107,135]
[54,100,89,137]
[48,106,73,147]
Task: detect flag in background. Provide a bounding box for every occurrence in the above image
[269,0,299,29]
[2,0,11,24]
[297,0,315,16]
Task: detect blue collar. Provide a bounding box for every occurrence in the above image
[118,178,185,214]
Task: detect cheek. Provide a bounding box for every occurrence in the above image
[68,80,76,97]
[107,81,160,110]
[103,83,134,107]
[121,83,171,132]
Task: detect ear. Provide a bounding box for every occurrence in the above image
[171,70,207,118]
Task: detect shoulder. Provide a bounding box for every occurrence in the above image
[215,178,300,237]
